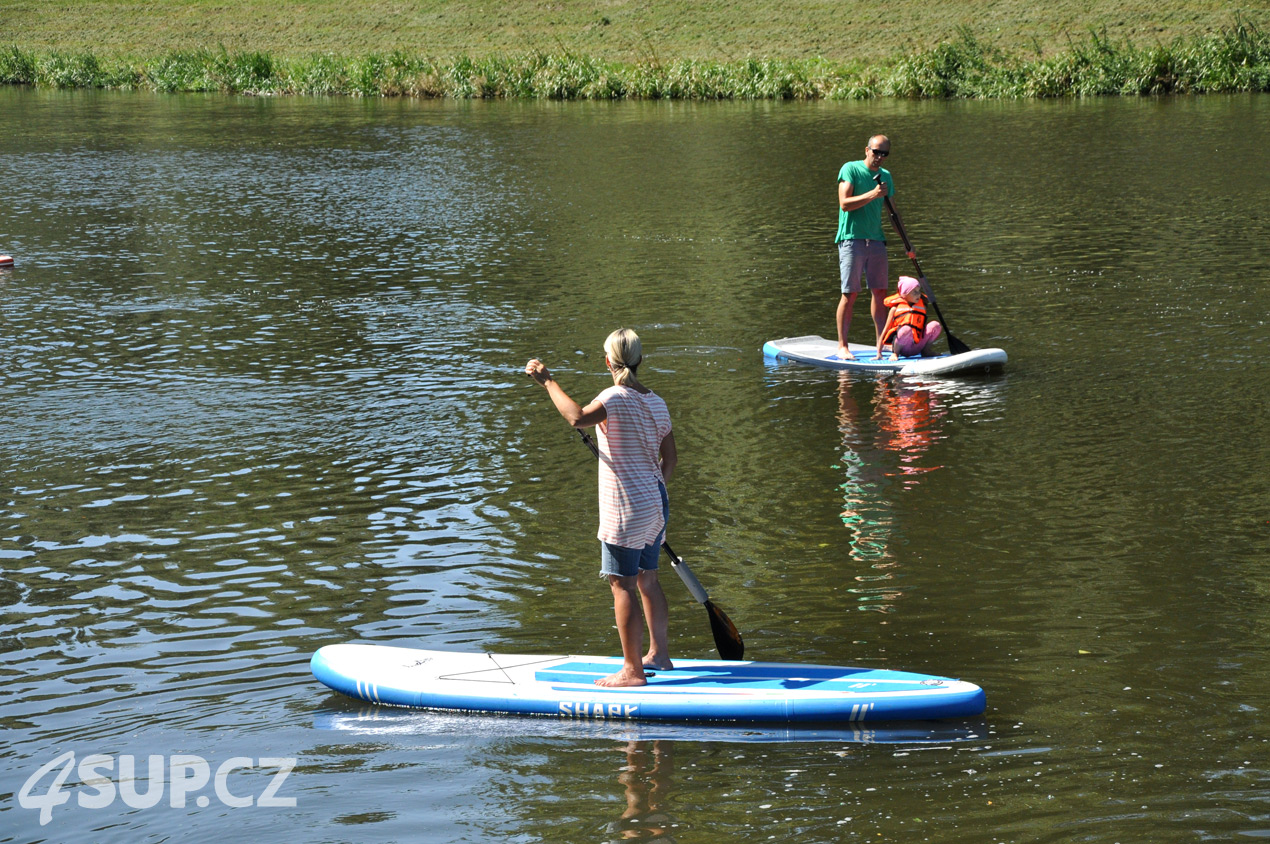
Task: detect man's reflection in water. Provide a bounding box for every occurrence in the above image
[836,372,946,613]
[605,740,677,841]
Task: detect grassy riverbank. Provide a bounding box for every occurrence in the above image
[3,0,1265,64]
[7,3,1270,99]
[4,21,1269,99]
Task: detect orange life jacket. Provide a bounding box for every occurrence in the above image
[882,294,927,343]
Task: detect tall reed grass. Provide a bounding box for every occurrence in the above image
[2,18,1267,99]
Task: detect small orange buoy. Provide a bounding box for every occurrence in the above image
[0,255,13,267]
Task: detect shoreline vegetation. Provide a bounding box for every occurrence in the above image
[3,19,1268,100]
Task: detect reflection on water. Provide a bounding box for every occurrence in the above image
[607,741,677,841]
[835,373,949,612]
[311,705,991,840]
[311,704,987,744]
[832,371,1008,615]
[870,379,947,481]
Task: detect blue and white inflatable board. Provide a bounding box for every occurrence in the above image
[764,335,1006,376]
[311,645,986,723]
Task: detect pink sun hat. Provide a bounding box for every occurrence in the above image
[898,276,921,297]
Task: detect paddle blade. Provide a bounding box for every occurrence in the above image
[705,600,745,661]
[946,332,972,355]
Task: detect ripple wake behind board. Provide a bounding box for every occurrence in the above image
[311,644,986,723]
[764,335,1006,376]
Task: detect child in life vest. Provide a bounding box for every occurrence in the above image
[877,276,943,359]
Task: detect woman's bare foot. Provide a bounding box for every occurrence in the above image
[835,346,856,361]
[596,668,647,687]
[642,654,674,671]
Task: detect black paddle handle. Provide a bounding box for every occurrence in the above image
[577,427,602,459]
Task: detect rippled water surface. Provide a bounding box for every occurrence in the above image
[1,88,1267,843]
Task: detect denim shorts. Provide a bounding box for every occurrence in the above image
[599,484,668,578]
[600,539,661,578]
[838,239,889,294]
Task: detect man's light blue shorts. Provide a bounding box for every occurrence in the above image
[838,238,889,294]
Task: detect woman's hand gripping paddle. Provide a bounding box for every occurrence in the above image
[873,173,973,355]
[575,427,745,661]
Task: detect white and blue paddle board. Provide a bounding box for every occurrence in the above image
[311,644,986,723]
[764,335,1006,376]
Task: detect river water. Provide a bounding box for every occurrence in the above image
[0,87,1267,843]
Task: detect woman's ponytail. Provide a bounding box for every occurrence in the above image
[604,328,642,387]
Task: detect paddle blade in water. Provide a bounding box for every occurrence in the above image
[706,600,745,660]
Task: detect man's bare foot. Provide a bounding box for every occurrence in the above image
[835,346,856,361]
[595,668,647,687]
[643,655,674,671]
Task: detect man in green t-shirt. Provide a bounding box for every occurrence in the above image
[834,134,894,360]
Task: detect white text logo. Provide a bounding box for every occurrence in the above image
[18,752,297,825]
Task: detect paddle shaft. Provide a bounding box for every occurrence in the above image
[871,173,972,355]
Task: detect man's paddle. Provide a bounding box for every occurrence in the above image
[575,427,745,661]
[872,173,972,355]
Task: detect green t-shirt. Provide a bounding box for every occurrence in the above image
[835,160,893,243]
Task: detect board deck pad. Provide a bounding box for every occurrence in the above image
[312,645,986,724]
[763,335,1006,376]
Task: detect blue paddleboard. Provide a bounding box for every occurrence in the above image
[312,645,986,723]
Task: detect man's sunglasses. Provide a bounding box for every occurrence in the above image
[868,148,890,157]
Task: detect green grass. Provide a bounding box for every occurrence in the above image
[2,3,1268,99]
[3,0,1266,63]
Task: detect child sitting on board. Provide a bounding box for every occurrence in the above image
[877,276,943,360]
